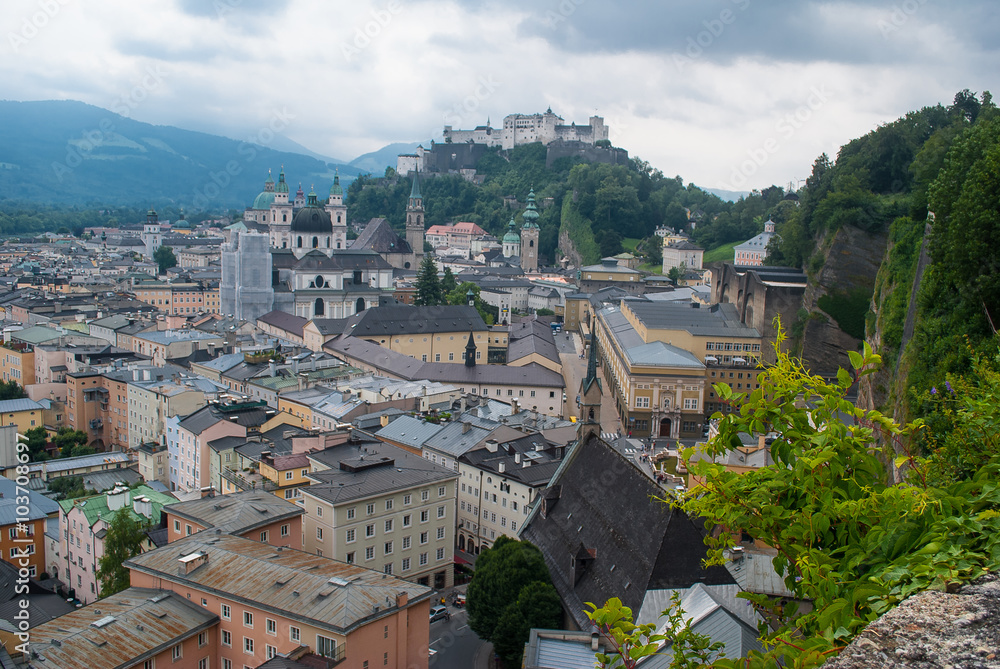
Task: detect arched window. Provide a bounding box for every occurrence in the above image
[529,239,534,247]
[356,297,366,313]
[337,215,341,223]
[297,236,302,248]
[312,236,319,248]
[326,237,330,248]
[283,214,287,222]
[336,242,341,249]
[314,298,325,316]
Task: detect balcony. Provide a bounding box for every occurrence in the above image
[220,467,279,493]
[89,418,103,430]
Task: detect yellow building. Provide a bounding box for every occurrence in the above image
[258,452,313,502]
[0,342,35,386]
[0,398,46,434]
[594,299,762,438]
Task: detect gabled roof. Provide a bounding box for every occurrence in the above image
[519,435,734,630]
[342,303,487,337]
[374,415,445,450]
[350,217,413,255]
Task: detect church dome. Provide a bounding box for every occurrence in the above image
[252,191,276,210]
[291,190,331,233]
[522,188,540,229]
[502,217,521,244]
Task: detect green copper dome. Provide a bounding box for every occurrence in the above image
[329,171,344,197]
[252,191,276,210]
[502,217,521,244]
[522,187,540,229]
[276,166,290,194]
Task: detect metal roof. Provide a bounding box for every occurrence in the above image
[125,533,431,635]
[28,588,218,669]
[0,397,44,413]
[164,490,303,535]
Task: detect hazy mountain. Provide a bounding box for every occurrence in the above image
[0,100,362,211]
[701,187,751,202]
[349,141,430,175]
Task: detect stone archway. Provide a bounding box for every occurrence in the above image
[659,417,672,437]
[458,535,465,551]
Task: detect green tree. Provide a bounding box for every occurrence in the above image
[446,282,496,325]
[441,266,458,294]
[0,379,27,400]
[667,263,685,285]
[48,475,91,499]
[20,427,49,461]
[491,581,563,667]
[153,245,176,274]
[52,427,88,458]
[97,510,149,598]
[467,536,554,643]
[414,255,443,306]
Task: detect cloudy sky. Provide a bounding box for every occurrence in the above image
[3,0,996,191]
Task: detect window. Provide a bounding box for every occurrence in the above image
[285,471,293,480]
[259,530,268,543]
[223,660,231,669]
[421,490,429,501]
[420,531,428,544]
[290,626,300,642]
[384,541,393,555]
[347,507,355,520]
[281,524,289,537]
[144,660,155,669]
[267,645,277,660]
[635,396,649,408]
[437,526,446,539]
[419,552,428,566]
[186,524,192,536]
[367,503,375,515]
[366,524,375,538]
[511,521,517,531]
[222,630,232,646]
[420,510,429,523]
[316,506,322,517]
[385,499,393,511]
[317,527,324,540]
[244,611,253,628]
[172,644,182,660]
[402,514,411,527]
[437,505,446,518]
[346,528,356,543]
[201,598,208,607]
[384,519,393,532]
[403,494,411,505]
[173,519,180,532]
[317,635,338,659]
[437,547,445,560]
[199,659,209,669]
[199,632,208,647]
[384,563,393,575]
[684,398,699,410]
[402,557,410,571]
[346,551,355,564]
[402,535,411,549]
[266,619,277,636]
[365,546,374,560]
[222,604,231,620]
[244,637,254,654]
[438,485,446,497]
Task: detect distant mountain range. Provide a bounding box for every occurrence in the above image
[0,100,370,211]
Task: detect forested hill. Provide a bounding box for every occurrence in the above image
[0,100,362,208]
[347,143,787,267]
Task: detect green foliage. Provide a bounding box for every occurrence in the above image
[440,266,457,294]
[667,264,684,286]
[52,427,88,458]
[154,245,177,274]
[644,324,1000,668]
[19,427,49,461]
[445,282,495,325]
[817,286,872,340]
[97,509,149,598]
[586,593,725,669]
[0,379,27,400]
[535,308,555,316]
[48,475,93,499]
[413,255,443,306]
[492,581,563,667]
[466,536,556,654]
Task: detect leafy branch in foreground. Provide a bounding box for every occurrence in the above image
[591,321,1000,668]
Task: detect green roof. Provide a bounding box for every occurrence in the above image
[329,171,343,197]
[58,484,176,528]
[522,187,540,229]
[503,217,521,243]
[252,190,277,210]
[409,173,422,200]
[276,167,289,194]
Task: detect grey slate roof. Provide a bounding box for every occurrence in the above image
[305,440,456,505]
[343,303,487,337]
[164,490,304,535]
[351,217,413,254]
[507,319,561,365]
[421,420,498,459]
[623,300,761,338]
[519,435,735,631]
[0,397,44,413]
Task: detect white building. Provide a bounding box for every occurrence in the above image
[733,219,776,267]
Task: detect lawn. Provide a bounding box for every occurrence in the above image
[704,240,741,264]
[622,237,641,252]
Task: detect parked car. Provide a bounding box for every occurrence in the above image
[430,605,450,622]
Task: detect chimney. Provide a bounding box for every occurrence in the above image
[268,361,276,377]
[178,551,209,575]
[591,633,600,652]
[132,495,153,518]
[291,358,299,374]
[396,591,409,608]
[462,422,471,434]
[514,452,521,464]
[200,486,215,499]
[485,439,498,453]
[498,461,506,474]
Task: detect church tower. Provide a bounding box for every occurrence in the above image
[270,166,293,249]
[502,216,521,259]
[142,207,162,261]
[326,170,348,250]
[405,173,425,264]
[520,187,540,272]
[577,334,603,443]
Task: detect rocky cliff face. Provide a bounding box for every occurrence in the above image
[800,225,888,377]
